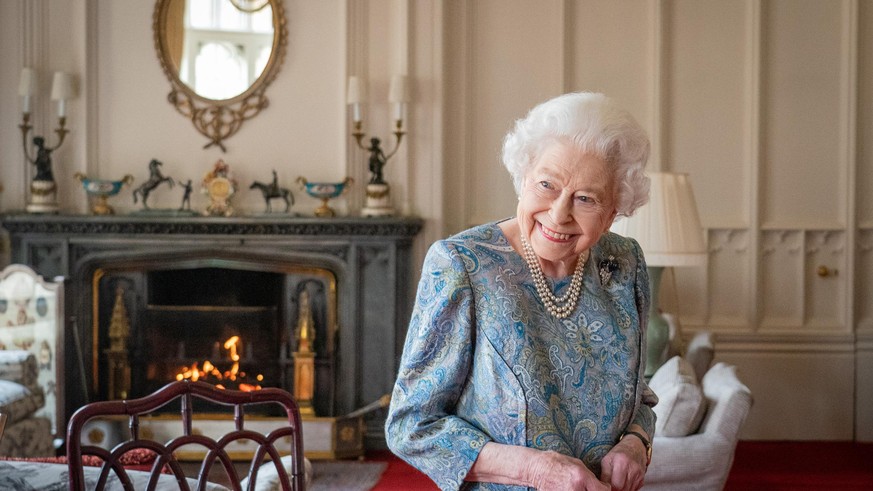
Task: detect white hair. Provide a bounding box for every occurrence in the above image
[502,92,651,217]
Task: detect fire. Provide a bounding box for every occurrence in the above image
[175,336,263,391]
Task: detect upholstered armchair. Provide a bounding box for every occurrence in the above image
[0,264,65,457]
[642,328,753,491]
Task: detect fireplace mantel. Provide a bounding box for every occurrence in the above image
[0,213,423,238]
[1,213,423,449]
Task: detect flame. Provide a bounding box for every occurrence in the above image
[174,336,262,391]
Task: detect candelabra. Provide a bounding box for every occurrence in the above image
[347,75,409,217]
[18,69,74,214]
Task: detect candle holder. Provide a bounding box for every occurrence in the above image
[352,121,404,217]
[20,114,68,214]
[347,75,409,217]
[18,69,74,214]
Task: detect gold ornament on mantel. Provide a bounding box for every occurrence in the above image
[293,289,316,416]
[105,286,132,400]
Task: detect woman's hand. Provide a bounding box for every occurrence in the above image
[467,443,609,490]
[525,450,610,491]
[599,435,648,491]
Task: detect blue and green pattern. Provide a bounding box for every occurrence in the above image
[386,222,657,491]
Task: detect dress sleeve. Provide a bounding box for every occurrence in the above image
[629,238,658,436]
[385,240,492,491]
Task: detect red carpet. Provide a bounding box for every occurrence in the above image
[367,441,873,490]
[724,441,873,490]
[367,451,438,491]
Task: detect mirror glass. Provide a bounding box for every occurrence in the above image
[162,0,275,100]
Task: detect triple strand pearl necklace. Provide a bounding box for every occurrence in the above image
[520,235,589,319]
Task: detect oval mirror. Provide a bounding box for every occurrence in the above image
[153,0,287,151]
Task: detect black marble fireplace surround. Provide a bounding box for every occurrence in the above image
[0,213,423,448]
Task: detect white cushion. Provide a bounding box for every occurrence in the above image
[239,455,313,491]
[685,332,715,382]
[649,355,706,437]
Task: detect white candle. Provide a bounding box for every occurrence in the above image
[352,103,362,123]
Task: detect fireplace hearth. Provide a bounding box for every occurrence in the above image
[0,214,422,449]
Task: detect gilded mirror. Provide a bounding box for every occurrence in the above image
[153,0,287,151]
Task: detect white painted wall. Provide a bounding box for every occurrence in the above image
[1,0,871,441]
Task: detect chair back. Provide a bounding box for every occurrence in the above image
[66,380,305,491]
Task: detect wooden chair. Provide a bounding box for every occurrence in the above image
[66,380,305,491]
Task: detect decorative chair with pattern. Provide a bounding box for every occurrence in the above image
[66,380,306,491]
[0,264,65,457]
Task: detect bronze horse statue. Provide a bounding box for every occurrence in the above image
[250,170,294,213]
[133,159,174,209]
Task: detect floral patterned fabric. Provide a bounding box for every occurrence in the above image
[0,350,52,457]
[0,380,44,425]
[0,416,53,458]
[386,222,657,491]
[0,351,39,389]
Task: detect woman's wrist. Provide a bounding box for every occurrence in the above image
[620,431,652,466]
[466,442,540,487]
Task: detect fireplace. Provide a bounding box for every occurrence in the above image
[94,259,338,418]
[0,214,422,448]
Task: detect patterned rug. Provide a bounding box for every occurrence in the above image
[310,461,388,491]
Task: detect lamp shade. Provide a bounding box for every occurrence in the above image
[346,76,366,104]
[611,172,706,267]
[50,72,73,101]
[19,68,36,97]
[388,75,410,103]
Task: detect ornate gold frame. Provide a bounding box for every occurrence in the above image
[152,0,287,152]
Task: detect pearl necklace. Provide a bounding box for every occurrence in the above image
[520,236,588,319]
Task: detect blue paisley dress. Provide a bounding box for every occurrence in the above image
[385,221,658,491]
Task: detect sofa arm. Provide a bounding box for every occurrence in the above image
[644,433,735,490]
[0,351,39,388]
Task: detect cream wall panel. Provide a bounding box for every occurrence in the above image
[718,349,855,440]
[859,1,873,227]
[465,0,564,226]
[568,0,651,137]
[668,265,706,325]
[760,230,803,329]
[0,1,25,211]
[406,0,445,251]
[760,0,846,228]
[663,0,749,228]
[442,1,469,235]
[706,229,751,328]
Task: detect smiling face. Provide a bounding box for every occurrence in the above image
[516,139,618,276]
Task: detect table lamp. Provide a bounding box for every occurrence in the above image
[611,172,706,377]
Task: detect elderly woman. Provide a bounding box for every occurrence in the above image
[386,92,657,491]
